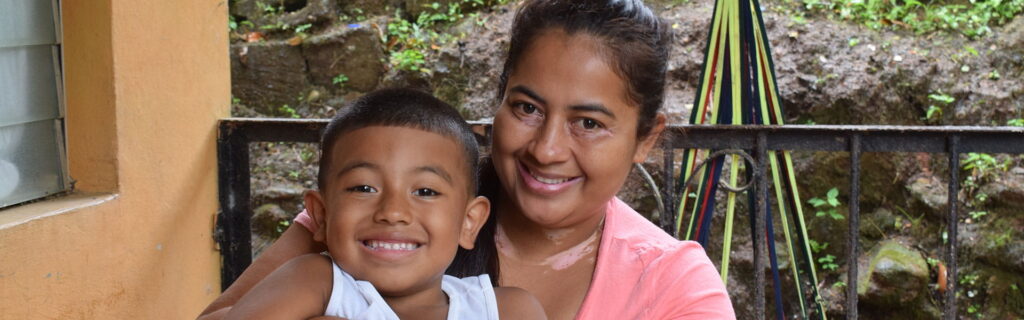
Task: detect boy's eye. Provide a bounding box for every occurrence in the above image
[413,188,440,197]
[347,185,377,193]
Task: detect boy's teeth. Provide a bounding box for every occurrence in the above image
[366,240,419,250]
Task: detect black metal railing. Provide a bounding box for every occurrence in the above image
[217,118,1024,319]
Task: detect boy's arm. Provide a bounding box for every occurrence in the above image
[223,254,334,320]
[494,287,547,320]
[199,223,327,319]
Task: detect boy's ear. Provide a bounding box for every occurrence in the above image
[303,190,328,243]
[633,113,666,163]
[458,196,491,250]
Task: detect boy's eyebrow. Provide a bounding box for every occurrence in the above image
[416,166,453,185]
[336,161,377,178]
[509,85,547,106]
[570,104,615,119]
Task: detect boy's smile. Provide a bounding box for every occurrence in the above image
[305,126,489,299]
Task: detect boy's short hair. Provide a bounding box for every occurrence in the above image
[317,88,480,194]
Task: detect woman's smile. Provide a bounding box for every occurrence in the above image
[517,160,583,195]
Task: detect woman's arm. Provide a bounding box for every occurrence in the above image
[199,222,327,319]
[223,254,334,320]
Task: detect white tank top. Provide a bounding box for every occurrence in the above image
[324,262,500,320]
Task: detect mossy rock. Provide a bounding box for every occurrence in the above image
[857,240,939,318]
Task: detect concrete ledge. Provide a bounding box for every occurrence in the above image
[0,192,118,230]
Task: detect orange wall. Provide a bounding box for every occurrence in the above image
[0,0,229,318]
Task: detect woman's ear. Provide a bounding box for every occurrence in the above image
[633,113,667,163]
[303,190,328,243]
[458,196,491,250]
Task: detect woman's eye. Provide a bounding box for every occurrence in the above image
[413,188,440,197]
[575,118,603,130]
[513,102,538,115]
[347,185,377,193]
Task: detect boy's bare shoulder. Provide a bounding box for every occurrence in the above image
[279,253,333,278]
[493,286,547,320]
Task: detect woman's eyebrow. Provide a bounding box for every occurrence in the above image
[570,104,615,119]
[509,85,547,105]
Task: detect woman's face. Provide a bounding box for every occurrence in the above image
[492,29,663,228]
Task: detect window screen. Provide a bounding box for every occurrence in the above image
[0,0,69,208]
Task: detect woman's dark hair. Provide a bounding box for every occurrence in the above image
[446,157,502,283]
[447,0,671,284]
[497,0,672,137]
[317,88,480,195]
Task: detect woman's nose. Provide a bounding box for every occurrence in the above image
[528,119,571,165]
[373,191,412,225]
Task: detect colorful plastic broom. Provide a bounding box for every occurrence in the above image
[675,0,827,318]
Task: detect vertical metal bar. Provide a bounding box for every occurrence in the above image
[216,123,253,290]
[663,146,677,234]
[754,132,767,319]
[944,136,960,320]
[846,134,861,319]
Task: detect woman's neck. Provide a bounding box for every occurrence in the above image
[494,195,606,264]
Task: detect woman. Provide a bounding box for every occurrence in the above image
[200,0,734,318]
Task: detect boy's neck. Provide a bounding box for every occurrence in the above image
[382,279,450,320]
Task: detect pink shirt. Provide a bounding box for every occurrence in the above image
[293,197,734,319]
[575,197,735,319]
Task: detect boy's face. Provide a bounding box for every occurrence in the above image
[305,126,489,297]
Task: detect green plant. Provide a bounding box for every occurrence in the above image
[925,105,943,121]
[293,23,313,37]
[818,254,838,271]
[960,272,980,286]
[832,281,847,289]
[382,0,494,74]
[1008,118,1024,126]
[847,37,860,47]
[809,239,830,253]
[229,15,238,31]
[278,104,301,119]
[391,49,427,72]
[256,1,282,14]
[808,187,844,220]
[924,91,954,122]
[299,149,316,163]
[797,0,1024,38]
[963,153,1009,180]
[288,170,301,179]
[968,210,988,220]
[332,74,350,88]
[275,220,291,234]
[988,69,1001,80]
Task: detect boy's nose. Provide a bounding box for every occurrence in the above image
[373,191,412,225]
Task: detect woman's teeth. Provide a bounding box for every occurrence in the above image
[529,170,571,184]
[364,240,420,250]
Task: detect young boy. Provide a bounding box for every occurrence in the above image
[224,89,545,319]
